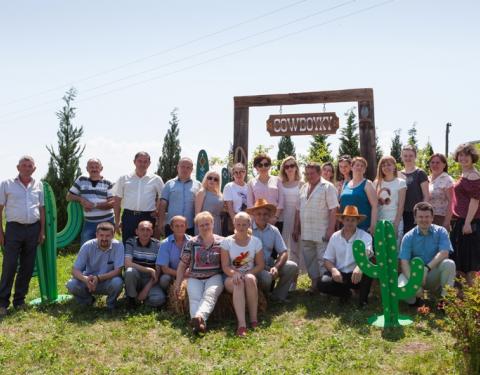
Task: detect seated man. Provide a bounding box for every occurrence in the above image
[66,222,124,310]
[248,199,298,302]
[124,220,165,308]
[318,205,373,307]
[156,216,191,292]
[398,202,456,307]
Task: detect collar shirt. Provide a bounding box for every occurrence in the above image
[252,222,287,265]
[399,224,453,264]
[69,176,114,222]
[156,233,191,270]
[114,172,164,211]
[161,177,201,228]
[125,237,161,268]
[73,239,125,276]
[323,228,373,273]
[298,178,339,242]
[0,176,44,224]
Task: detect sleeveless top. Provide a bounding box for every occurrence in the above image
[340,179,371,231]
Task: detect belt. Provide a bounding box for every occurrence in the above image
[8,221,39,227]
[123,209,154,216]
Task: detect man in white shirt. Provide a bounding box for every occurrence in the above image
[113,152,164,244]
[319,205,373,307]
[0,156,45,316]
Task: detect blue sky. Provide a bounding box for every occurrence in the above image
[0,0,479,181]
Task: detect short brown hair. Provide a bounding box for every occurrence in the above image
[428,153,449,173]
[454,143,479,163]
[351,156,368,168]
[413,202,434,216]
[305,162,321,173]
[253,153,272,168]
[96,222,115,234]
[134,151,151,161]
[402,144,417,156]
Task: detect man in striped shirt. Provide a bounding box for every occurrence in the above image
[67,158,115,245]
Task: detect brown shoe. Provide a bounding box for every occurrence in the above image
[191,316,207,336]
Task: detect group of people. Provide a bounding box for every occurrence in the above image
[0,142,478,337]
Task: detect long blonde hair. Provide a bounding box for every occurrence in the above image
[201,171,221,196]
[279,156,301,183]
[375,155,398,192]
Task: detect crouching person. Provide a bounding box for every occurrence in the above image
[156,216,191,293]
[318,206,373,307]
[124,220,165,308]
[67,222,124,310]
[174,212,224,335]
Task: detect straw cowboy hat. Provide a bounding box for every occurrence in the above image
[336,205,367,223]
[246,198,277,215]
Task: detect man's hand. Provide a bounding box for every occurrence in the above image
[86,275,98,292]
[325,227,335,242]
[80,198,95,212]
[269,266,279,279]
[351,267,363,285]
[331,268,343,283]
[115,223,122,236]
[38,231,45,245]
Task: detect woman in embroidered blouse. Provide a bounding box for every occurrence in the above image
[247,153,284,230]
[339,157,377,234]
[221,212,264,337]
[175,211,224,335]
[428,153,454,229]
[195,171,223,235]
[450,143,480,286]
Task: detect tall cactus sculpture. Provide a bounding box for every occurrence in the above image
[31,181,83,304]
[353,220,424,327]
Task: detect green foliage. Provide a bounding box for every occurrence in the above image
[375,127,384,163]
[308,135,332,163]
[338,109,360,158]
[157,108,181,181]
[277,136,296,161]
[407,122,418,149]
[417,140,434,172]
[390,129,403,164]
[443,274,480,375]
[44,88,85,229]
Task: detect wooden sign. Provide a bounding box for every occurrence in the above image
[266,112,339,136]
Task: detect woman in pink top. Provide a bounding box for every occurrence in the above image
[247,153,284,230]
[428,153,453,229]
[451,143,480,286]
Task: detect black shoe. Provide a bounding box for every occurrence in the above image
[126,297,137,309]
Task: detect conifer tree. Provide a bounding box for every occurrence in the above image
[157,108,181,181]
[407,122,418,149]
[277,136,296,161]
[308,135,332,163]
[338,109,360,158]
[390,129,403,164]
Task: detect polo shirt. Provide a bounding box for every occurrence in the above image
[399,224,453,264]
[323,228,372,273]
[125,237,161,268]
[114,172,164,212]
[161,177,201,228]
[252,222,287,262]
[156,233,191,270]
[74,239,124,276]
[69,176,114,222]
[0,176,44,224]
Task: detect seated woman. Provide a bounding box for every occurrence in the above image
[174,211,224,335]
[221,212,264,337]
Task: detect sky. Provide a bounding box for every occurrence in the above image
[1,0,479,182]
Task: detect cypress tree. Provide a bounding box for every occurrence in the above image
[390,129,403,164]
[277,136,296,162]
[308,135,332,163]
[157,108,181,181]
[338,109,360,158]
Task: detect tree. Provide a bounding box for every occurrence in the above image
[157,108,181,181]
[308,135,332,163]
[390,129,403,164]
[338,108,360,158]
[407,122,418,149]
[45,88,85,229]
[418,139,434,172]
[277,136,296,161]
[375,127,384,163]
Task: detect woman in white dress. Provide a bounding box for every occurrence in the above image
[279,156,305,289]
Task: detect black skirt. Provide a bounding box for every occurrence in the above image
[450,218,480,273]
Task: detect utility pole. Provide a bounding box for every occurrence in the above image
[445,122,452,156]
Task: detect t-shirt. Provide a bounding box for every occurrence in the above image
[69,176,114,222]
[124,237,161,268]
[180,234,223,278]
[220,235,262,273]
[401,168,428,212]
[223,182,248,213]
[374,178,406,222]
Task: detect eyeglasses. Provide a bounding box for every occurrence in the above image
[207,176,219,182]
[284,164,296,170]
[233,170,246,175]
[257,162,271,168]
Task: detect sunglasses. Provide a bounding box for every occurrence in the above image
[233,170,246,175]
[284,163,297,170]
[207,176,219,182]
[257,162,271,168]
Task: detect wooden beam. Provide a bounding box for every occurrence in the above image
[357,100,377,180]
[233,106,249,175]
[234,88,373,108]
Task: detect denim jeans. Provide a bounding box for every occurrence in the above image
[66,276,123,308]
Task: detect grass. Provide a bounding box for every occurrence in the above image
[0,249,458,375]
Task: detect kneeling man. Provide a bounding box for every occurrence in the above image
[398,202,455,306]
[67,222,124,309]
[318,205,373,306]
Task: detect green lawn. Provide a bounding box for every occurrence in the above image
[0,250,458,374]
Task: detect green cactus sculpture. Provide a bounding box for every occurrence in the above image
[196,149,209,182]
[31,181,83,304]
[353,220,424,327]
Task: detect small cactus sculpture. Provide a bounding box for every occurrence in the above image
[32,181,83,304]
[353,220,424,327]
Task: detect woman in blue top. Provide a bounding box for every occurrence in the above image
[339,156,378,234]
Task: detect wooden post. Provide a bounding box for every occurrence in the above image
[233,106,249,172]
[357,100,376,180]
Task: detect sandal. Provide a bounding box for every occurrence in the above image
[236,326,247,337]
[250,321,258,330]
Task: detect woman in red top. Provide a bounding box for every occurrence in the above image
[451,143,480,286]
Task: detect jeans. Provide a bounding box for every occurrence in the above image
[124,267,166,307]
[66,276,124,308]
[187,274,224,321]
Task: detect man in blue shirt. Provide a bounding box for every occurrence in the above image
[398,202,456,306]
[66,222,124,310]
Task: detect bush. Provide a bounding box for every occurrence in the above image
[443,273,480,374]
